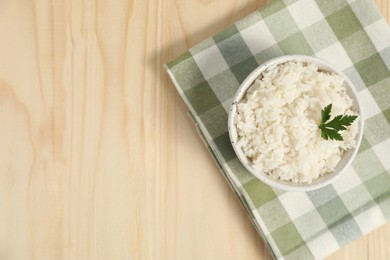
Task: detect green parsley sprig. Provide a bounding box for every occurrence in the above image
[318,104,358,141]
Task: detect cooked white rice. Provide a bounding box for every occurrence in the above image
[234,61,359,184]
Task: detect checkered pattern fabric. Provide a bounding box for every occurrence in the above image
[165,0,390,259]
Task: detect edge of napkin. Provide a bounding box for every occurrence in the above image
[165,64,277,259]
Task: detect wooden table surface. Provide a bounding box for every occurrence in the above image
[1,0,390,259]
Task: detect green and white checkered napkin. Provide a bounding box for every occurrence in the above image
[165,0,390,259]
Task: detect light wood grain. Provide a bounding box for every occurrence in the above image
[0,1,389,259]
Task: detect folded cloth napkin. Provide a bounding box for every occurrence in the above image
[165,0,390,259]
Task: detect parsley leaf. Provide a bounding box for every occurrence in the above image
[321,103,332,125]
[318,104,358,141]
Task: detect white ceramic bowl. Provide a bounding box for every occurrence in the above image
[228,55,364,192]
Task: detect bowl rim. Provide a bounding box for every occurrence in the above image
[227,55,364,192]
